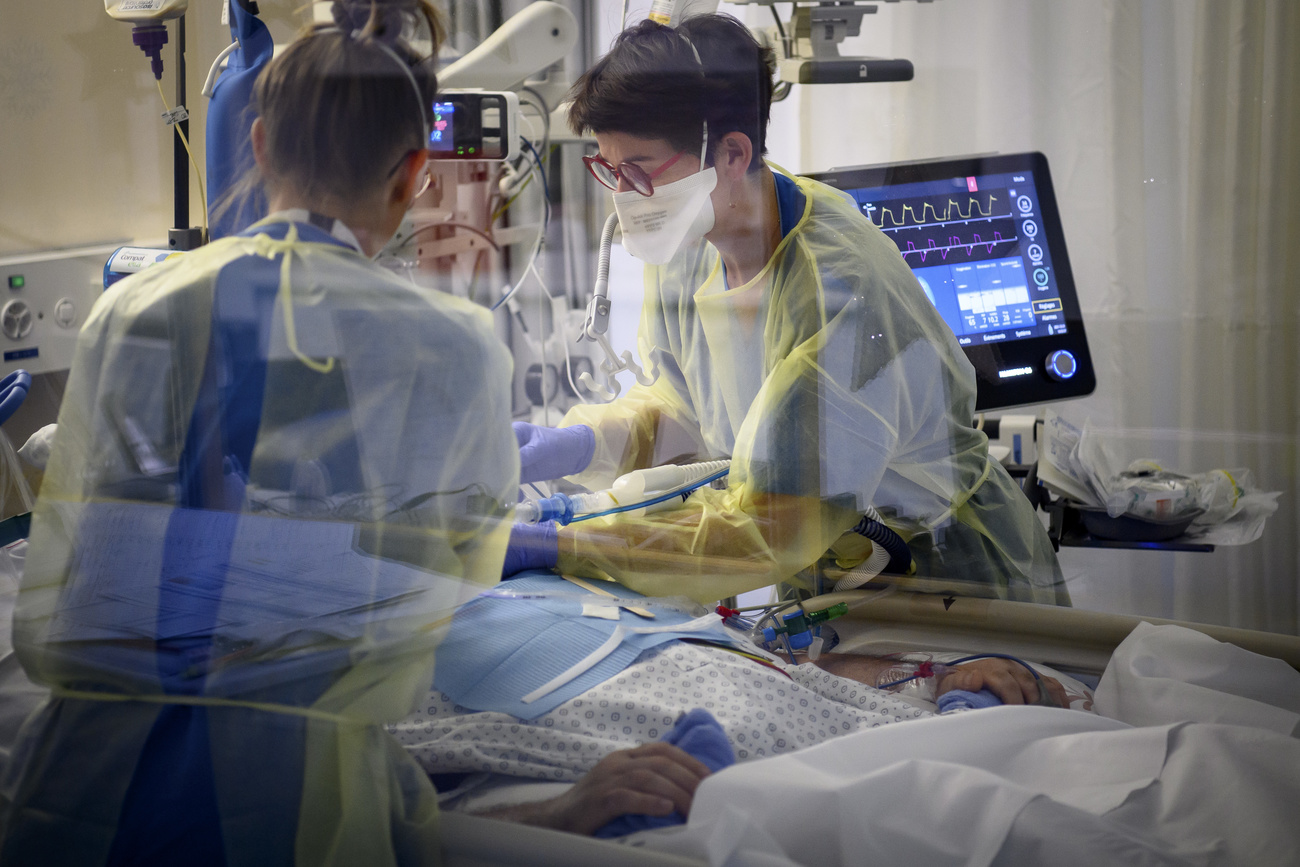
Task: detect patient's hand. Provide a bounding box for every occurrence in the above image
[476,742,712,836]
[802,652,1068,708]
[937,658,1068,707]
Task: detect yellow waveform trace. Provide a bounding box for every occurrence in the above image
[873,195,999,228]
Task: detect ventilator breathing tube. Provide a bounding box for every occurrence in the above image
[833,507,911,590]
[516,460,729,525]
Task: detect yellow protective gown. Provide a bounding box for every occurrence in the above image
[560,171,1066,606]
[0,214,517,866]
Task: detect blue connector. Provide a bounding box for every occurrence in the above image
[762,626,814,650]
[528,492,576,525]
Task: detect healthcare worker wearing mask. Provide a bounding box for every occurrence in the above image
[1,3,517,865]
[507,14,1067,607]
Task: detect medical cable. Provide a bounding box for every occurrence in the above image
[770,6,789,57]
[560,323,590,404]
[490,220,544,311]
[740,586,897,663]
[734,583,896,620]
[519,86,551,154]
[876,652,1042,690]
[491,139,551,312]
[491,174,534,221]
[749,600,803,656]
[155,79,209,235]
[404,221,501,253]
[755,603,850,663]
[522,138,551,230]
[540,228,550,424]
[768,10,793,103]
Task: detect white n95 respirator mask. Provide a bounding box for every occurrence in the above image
[613,167,718,265]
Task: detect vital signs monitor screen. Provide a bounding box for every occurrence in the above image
[807,152,1095,409]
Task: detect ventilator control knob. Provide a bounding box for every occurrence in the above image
[1,300,34,340]
[1045,349,1077,381]
[54,298,78,328]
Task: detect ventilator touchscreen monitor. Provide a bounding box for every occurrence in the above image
[806,152,1096,410]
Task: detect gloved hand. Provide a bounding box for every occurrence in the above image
[502,521,559,578]
[513,422,595,483]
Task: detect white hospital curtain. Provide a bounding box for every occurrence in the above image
[757,0,1300,633]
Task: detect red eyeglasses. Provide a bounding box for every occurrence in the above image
[582,150,689,197]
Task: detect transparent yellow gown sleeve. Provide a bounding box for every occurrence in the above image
[559,173,1066,606]
[0,219,517,866]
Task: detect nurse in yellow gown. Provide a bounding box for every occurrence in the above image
[507,14,1067,607]
[0,4,516,865]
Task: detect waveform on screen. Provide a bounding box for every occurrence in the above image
[873,195,1001,229]
[901,232,1015,262]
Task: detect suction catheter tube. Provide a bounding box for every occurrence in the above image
[579,213,619,344]
[594,212,617,304]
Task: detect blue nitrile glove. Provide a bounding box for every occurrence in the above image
[594,709,735,838]
[501,521,558,578]
[936,688,1003,713]
[513,422,595,483]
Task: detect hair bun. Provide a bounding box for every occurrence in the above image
[330,0,418,45]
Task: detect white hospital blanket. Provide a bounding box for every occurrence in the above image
[635,623,1300,867]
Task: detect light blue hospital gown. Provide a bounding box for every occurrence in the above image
[390,642,929,782]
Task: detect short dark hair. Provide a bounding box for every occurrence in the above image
[567,14,776,173]
[254,0,443,202]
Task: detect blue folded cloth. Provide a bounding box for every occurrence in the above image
[433,573,743,720]
[936,688,1003,712]
[594,709,735,838]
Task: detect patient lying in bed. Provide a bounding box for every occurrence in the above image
[390,575,1300,866]
[388,572,1081,835]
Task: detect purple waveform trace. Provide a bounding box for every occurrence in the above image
[901,232,1013,262]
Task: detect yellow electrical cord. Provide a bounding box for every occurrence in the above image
[490,174,534,222]
[156,78,210,236]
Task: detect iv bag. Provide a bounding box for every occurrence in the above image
[105,0,189,22]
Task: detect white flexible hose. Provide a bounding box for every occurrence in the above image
[593,212,618,300]
[201,40,241,99]
[833,504,893,590]
[834,543,891,590]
